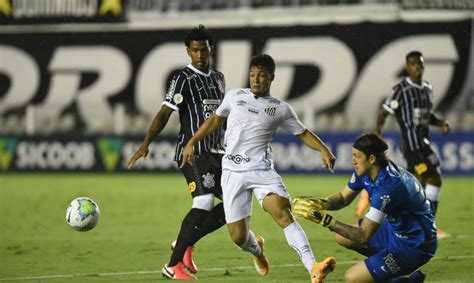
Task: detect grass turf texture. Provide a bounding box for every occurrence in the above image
[1,174,473,282]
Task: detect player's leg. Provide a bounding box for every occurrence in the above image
[262,193,317,272]
[187,154,226,246]
[166,154,221,276]
[344,261,375,283]
[222,170,268,275]
[413,147,449,238]
[255,169,335,281]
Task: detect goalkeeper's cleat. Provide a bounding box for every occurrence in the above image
[409,269,426,283]
[162,262,197,280]
[436,228,451,239]
[253,235,269,276]
[310,257,336,283]
[171,240,198,274]
[355,190,370,218]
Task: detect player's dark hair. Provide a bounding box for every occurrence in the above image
[250,54,275,75]
[353,133,389,167]
[184,25,214,48]
[406,50,423,62]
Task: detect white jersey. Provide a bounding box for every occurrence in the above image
[216,88,306,171]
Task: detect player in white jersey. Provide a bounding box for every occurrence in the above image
[181,54,337,283]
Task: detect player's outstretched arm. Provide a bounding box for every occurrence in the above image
[127,106,173,169]
[294,186,358,212]
[375,108,390,137]
[296,129,336,172]
[180,113,226,168]
[429,113,450,135]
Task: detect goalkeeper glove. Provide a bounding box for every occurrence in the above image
[292,196,330,210]
[292,199,335,229]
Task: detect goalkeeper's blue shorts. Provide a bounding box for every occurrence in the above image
[363,221,437,282]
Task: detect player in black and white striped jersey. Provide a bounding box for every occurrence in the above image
[127,25,226,280]
[374,50,451,239]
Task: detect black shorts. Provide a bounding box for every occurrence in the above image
[178,152,223,199]
[403,146,440,177]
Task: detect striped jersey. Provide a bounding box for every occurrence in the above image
[163,64,226,161]
[215,88,306,171]
[383,77,434,152]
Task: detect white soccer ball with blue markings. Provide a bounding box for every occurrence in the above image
[66,197,100,231]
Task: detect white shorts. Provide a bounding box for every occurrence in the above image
[221,168,290,223]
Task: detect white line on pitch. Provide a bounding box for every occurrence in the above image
[1,255,473,281]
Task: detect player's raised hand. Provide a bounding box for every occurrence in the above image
[292,196,329,210]
[180,143,195,168]
[321,149,336,173]
[292,199,335,228]
[127,144,149,169]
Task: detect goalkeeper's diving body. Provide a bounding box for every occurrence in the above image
[181,54,337,283]
[293,133,437,283]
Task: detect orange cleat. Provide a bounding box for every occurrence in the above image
[436,228,451,239]
[253,235,269,276]
[311,257,336,283]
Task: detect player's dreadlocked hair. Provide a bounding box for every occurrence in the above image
[184,25,214,48]
[406,50,423,62]
[250,54,275,75]
[353,133,389,167]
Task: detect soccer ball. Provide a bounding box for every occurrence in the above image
[66,197,100,231]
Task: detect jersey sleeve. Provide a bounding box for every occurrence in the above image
[382,85,402,115]
[162,74,187,111]
[280,103,306,135]
[216,89,233,117]
[347,173,364,191]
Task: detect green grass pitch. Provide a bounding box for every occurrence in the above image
[1,174,473,282]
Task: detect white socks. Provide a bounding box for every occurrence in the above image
[238,230,261,257]
[425,184,441,202]
[284,221,316,273]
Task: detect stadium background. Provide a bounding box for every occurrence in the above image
[1,1,473,282]
[1,0,473,175]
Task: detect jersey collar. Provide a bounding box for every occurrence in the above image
[405,77,425,89]
[187,64,211,77]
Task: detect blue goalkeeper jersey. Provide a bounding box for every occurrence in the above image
[347,161,436,246]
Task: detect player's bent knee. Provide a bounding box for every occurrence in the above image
[192,194,215,211]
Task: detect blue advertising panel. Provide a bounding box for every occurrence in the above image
[271,132,474,176]
[1,132,472,175]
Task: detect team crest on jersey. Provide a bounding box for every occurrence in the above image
[188,181,196,193]
[202,173,215,189]
[264,107,277,116]
[216,79,225,94]
[380,195,391,211]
